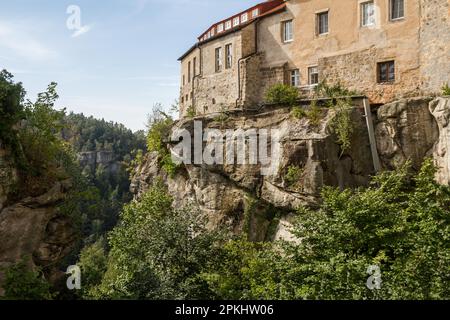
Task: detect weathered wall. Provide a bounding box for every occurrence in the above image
[0,141,18,212]
[180,48,200,117]
[419,0,450,94]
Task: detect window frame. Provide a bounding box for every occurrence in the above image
[283,20,294,43]
[316,11,329,35]
[215,47,223,73]
[377,61,395,83]
[225,20,232,30]
[193,57,197,77]
[252,8,259,18]
[241,13,248,23]
[233,17,240,27]
[291,69,300,87]
[225,43,233,69]
[188,61,191,83]
[308,66,319,85]
[390,0,405,21]
[217,23,224,33]
[361,1,375,27]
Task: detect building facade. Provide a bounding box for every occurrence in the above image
[178,0,450,117]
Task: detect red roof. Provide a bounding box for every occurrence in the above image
[198,0,285,42]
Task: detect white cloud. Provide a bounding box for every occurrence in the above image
[0,22,57,61]
[71,25,92,38]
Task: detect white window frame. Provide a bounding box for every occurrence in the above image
[210,27,215,36]
[233,17,240,27]
[390,0,405,21]
[283,20,293,43]
[215,47,223,73]
[316,11,329,35]
[361,1,375,27]
[308,66,319,85]
[225,20,232,30]
[252,8,259,18]
[241,13,248,23]
[225,43,233,69]
[291,69,300,87]
[217,23,224,33]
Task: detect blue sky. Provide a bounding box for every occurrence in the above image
[0,0,257,131]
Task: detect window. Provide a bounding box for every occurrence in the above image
[186,94,189,102]
[181,96,184,103]
[225,44,233,69]
[225,20,232,30]
[233,17,240,27]
[317,11,329,35]
[390,0,404,20]
[308,66,319,85]
[211,27,215,36]
[215,47,223,72]
[378,61,395,83]
[188,61,191,83]
[183,75,185,86]
[241,13,248,23]
[193,57,197,77]
[252,9,259,18]
[283,20,293,42]
[361,1,375,26]
[217,23,224,33]
[291,69,300,87]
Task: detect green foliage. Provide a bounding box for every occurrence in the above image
[291,106,307,119]
[442,83,450,96]
[0,70,26,166]
[314,80,359,99]
[146,105,180,177]
[93,183,223,299]
[306,99,323,126]
[1,259,54,300]
[284,159,450,300]
[265,83,299,106]
[204,240,290,300]
[285,165,304,187]
[331,97,354,156]
[186,106,196,118]
[78,238,108,299]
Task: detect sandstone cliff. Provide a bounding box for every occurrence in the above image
[0,143,77,295]
[131,97,450,241]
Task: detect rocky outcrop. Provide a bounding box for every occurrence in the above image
[131,101,375,240]
[375,97,450,184]
[78,150,121,174]
[0,144,76,295]
[132,96,450,241]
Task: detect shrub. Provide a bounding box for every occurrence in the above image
[1,258,54,300]
[442,83,450,96]
[265,84,299,106]
[186,106,196,118]
[332,97,354,156]
[292,106,307,119]
[285,165,304,187]
[306,100,323,126]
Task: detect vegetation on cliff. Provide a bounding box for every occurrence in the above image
[79,160,449,300]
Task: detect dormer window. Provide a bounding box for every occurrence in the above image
[252,8,259,18]
[241,13,248,23]
[217,23,224,33]
[211,27,215,36]
[233,17,240,27]
[225,20,232,30]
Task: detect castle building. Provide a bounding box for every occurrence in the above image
[178,0,450,117]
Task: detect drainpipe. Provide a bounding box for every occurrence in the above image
[192,45,203,114]
[363,97,381,172]
[235,19,260,109]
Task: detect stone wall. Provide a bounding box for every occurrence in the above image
[419,0,450,94]
[321,46,422,103]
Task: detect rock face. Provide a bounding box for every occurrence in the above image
[132,102,375,240]
[0,144,76,295]
[375,97,450,184]
[78,150,121,174]
[132,96,450,241]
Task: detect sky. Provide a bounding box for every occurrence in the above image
[0,0,258,131]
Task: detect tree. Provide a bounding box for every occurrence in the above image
[93,183,223,300]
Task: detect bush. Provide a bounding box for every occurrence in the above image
[442,83,450,96]
[1,258,54,300]
[292,106,307,119]
[285,165,304,187]
[265,84,299,106]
